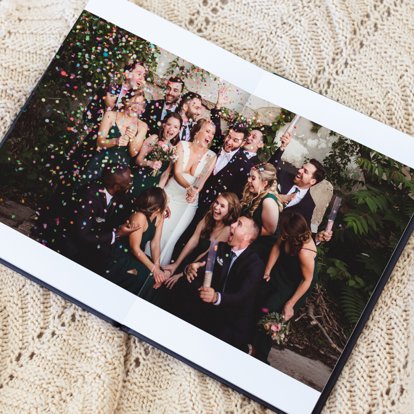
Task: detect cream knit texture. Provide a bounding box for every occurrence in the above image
[0,0,413,413]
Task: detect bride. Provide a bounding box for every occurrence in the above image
[159,118,217,266]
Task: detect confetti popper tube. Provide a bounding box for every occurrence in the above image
[325,196,342,232]
[285,114,301,135]
[203,241,219,288]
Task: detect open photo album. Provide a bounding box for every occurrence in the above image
[0,0,413,412]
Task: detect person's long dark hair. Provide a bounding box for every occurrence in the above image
[157,112,183,146]
[279,211,312,255]
[133,187,167,218]
[200,192,241,239]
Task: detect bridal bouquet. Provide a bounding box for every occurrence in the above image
[257,309,290,345]
[146,141,177,176]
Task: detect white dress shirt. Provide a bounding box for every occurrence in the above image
[103,188,116,244]
[161,102,178,120]
[213,148,239,175]
[285,185,309,208]
[103,188,113,206]
[243,150,256,159]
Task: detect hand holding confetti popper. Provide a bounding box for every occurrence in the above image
[203,241,219,288]
[325,196,342,232]
[278,115,300,150]
[285,114,301,135]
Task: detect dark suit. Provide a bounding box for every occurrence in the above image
[278,169,315,226]
[210,107,224,153]
[200,148,250,211]
[57,183,129,274]
[178,120,195,142]
[192,146,285,224]
[244,147,284,170]
[141,99,170,135]
[192,242,265,351]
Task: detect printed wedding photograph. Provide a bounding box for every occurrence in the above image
[0,9,413,393]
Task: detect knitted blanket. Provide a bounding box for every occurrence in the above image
[0,0,413,412]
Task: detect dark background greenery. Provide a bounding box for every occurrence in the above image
[0,11,160,204]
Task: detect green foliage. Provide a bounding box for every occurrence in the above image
[164,57,212,85]
[339,286,366,326]
[310,121,322,133]
[321,133,361,190]
[259,108,295,162]
[320,134,414,332]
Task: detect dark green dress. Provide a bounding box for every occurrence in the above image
[131,159,170,198]
[254,242,317,363]
[105,215,156,296]
[157,237,212,315]
[80,123,131,185]
[248,193,281,263]
[264,242,318,313]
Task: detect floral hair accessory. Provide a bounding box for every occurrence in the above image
[254,163,266,172]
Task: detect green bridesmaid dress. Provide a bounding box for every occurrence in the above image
[80,123,131,185]
[105,215,156,296]
[131,159,170,198]
[248,193,281,263]
[254,241,317,363]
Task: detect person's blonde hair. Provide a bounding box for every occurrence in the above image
[190,118,215,147]
[241,163,281,216]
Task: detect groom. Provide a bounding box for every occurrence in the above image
[185,216,264,352]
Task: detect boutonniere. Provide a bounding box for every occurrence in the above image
[216,256,224,266]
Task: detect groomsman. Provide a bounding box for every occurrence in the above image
[142,76,185,134]
[176,92,204,141]
[279,159,326,227]
[83,60,147,128]
[57,166,137,274]
[243,128,292,168]
[210,83,292,166]
[185,216,264,352]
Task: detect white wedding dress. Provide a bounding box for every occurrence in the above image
[158,141,216,266]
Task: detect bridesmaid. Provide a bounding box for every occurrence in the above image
[240,163,282,262]
[159,192,240,318]
[79,89,148,185]
[104,187,168,296]
[254,211,318,363]
[163,192,241,286]
[131,112,182,197]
